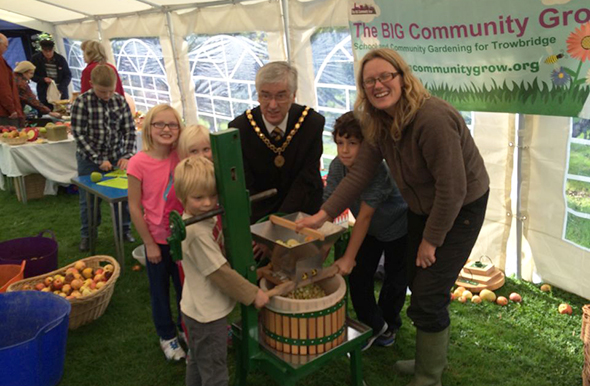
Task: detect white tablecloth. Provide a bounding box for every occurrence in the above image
[0,136,77,195]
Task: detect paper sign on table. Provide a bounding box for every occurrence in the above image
[105,169,127,178]
[97,177,128,190]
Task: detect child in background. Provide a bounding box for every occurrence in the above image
[127,104,186,361]
[324,111,408,350]
[174,156,269,386]
[177,124,212,160]
[71,64,136,252]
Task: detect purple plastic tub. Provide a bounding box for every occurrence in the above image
[0,230,58,278]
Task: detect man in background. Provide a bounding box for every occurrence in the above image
[31,39,71,108]
[0,33,23,127]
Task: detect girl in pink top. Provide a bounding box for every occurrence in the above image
[127,104,186,362]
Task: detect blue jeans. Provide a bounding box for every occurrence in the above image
[146,244,183,340]
[76,154,131,238]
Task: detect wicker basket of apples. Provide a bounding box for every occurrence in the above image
[7,255,120,329]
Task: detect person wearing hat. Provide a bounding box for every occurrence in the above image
[14,61,61,118]
[0,33,23,127]
[31,39,71,108]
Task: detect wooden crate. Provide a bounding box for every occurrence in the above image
[14,174,46,202]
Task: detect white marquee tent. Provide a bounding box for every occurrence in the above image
[1,0,588,300]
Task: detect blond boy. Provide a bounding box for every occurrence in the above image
[177,124,212,160]
[174,156,268,386]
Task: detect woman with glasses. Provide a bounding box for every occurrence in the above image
[298,48,489,386]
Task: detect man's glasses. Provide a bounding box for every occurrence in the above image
[152,122,180,130]
[259,92,292,103]
[362,72,401,88]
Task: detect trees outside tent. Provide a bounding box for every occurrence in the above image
[565,118,590,249]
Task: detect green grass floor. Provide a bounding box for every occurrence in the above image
[1,186,588,386]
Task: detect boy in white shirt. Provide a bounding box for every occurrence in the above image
[174,156,269,386]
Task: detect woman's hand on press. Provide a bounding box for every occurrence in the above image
[295,209,331,231]
[145,243,162,264]
[48,112,61,118]
[416,238,437,269]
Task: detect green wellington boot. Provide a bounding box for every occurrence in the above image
[394,327,450,386]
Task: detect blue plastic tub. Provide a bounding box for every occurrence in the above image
[0,291,71,386]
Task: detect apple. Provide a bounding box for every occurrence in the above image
[41,287,51,292]
[52,278,64,291]
[96,281,106,290]
[558,303,572,315]
[496,296,508,306]
[509,292,522,302]
[95,268,104,275]
[58,292,67,298]
[71,279,83,290]
[457,296,467,303]
[22,284,33,291]
[480,289,497,302]
[450,292,456,301]
[35,282,46,291]
[93,273,105,282]
[64,272,75,283]
[104,264,114,273]
[89,281,97,290]
[65,267,79,275]
[39,127,47,134]
[462,290,473,300]
[62,284,72,295]
[471,295,482,304]
[26,127,39,141]
[44,276,54,287]
[132,264,142,272]
[540,284,552,292]
[71,290,82,298]
[90,172,103,183]
[82,267,94,279]
[74,261,86,271]
[8,126,17,132]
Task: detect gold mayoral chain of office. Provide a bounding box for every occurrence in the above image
[247,106,310,168]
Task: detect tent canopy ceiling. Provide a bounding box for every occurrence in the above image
[0,0,264,25]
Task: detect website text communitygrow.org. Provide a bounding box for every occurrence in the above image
[411,61,540,77]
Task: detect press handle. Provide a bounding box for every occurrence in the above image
[269,215,325,241]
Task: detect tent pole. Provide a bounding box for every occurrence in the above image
[165,10,187,118]
[96,19,103,41]
[515,114,525,280]
[280,0,292,62]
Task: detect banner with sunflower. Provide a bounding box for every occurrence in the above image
[348,0,590,118]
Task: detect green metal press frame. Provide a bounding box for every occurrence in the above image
[168,129,372,386]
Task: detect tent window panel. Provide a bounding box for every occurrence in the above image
[317,87,347,111]
[230,82,250,100]
[210,81,229,98]
[568,143,590,177]
[564,117,590,250]
[64,39,84,93]
[187,33,269,132]
[111,38,169,113]
[310,27,356,169]
[214,99,231,116]
[196,97,213,114]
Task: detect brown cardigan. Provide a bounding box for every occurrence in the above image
[0,57,23,118]
[323,97,489,247]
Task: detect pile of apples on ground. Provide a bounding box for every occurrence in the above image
[451,284,573,315]
[0,125,42,141]
[21,260,115,300]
